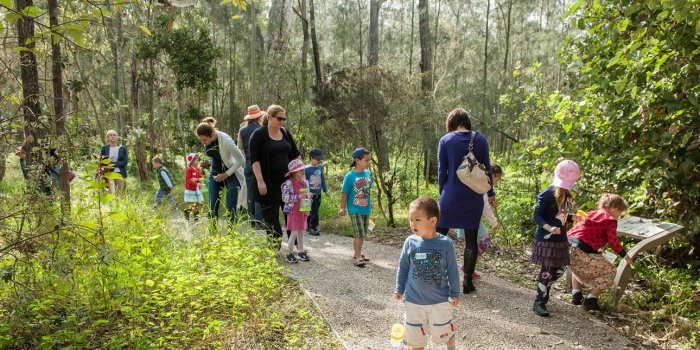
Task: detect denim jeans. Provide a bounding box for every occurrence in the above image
[208,174,240,222]
[244,161,263,224]
[154,188,176,207]
[307,193,322,231]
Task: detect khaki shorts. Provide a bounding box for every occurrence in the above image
[404,301,455,348]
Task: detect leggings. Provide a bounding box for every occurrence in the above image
[437,227,478,282]
[535,265,566,302]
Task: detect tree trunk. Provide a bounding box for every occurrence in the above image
[74,53,104,140]
[15,0,45,192]
[110,10,124,137]
[432,0,441,71]
[48,0,70,210]
[408,0,415,76]
[248,2,257,103]
[131,59,148,181]
[309,0,323,93]
[483,0,490,99]
[295,0,310,96]
[367,0,383,66]
[418,0,437,182]
[503,0,512,74]
[264,0,293,103]
[147,59,156,163]
[230,38,237,126]
[356,0,364,67]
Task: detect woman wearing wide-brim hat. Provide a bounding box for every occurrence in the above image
[238,104,265,227]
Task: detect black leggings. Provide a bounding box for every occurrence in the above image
[260,193,284,241]
[535,265,566,302]
[437,227,478,282]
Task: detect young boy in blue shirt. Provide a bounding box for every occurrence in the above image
[305,148,328,236]
[394,196,460,350]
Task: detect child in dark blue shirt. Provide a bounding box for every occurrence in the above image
[305,148,328,236]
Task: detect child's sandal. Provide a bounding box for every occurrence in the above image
[354,258,366,267]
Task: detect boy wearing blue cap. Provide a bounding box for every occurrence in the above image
[339,147,372,267]
[305,148,328,236]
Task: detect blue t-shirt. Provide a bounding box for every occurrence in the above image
[305,164,327,195]
[395,234,460,305]
[341,169,372,215]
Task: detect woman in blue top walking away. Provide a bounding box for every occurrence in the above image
[436,108,495,294]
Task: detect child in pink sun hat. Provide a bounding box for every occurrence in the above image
[281,159,311,264]
[531,159,586,317]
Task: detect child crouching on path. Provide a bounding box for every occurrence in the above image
[339,148,372,267]
[531,160,585,317]
[184,153,204,220]
[568,193,633,311]
[394,196,460,350]
[281,159,311,264]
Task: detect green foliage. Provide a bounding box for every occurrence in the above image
[136,14,222,92]
[623,256,700,346]
[500,0,700,254]
[496,0,700,344]
[0,160,340,349]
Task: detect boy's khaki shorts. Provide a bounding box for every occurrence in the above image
[404,301,455,348]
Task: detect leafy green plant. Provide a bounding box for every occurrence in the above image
[0,158,341,349]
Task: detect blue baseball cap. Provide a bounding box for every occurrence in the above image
[309,148,325,160]
[351,147,370,159]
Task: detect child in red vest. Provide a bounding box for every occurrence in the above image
[567,193,633,311]
[184,153,204,220]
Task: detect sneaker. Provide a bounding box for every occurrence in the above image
[582,297,600,311]
[285,253,298,264]
[309,229,320,236]
[533,301,550,317]
[472,271,482,280]
[297,252,310,261]
[571,291,584,306]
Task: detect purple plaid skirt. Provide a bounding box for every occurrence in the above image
[530,240,570,267]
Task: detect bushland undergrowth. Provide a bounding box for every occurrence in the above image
[0,162,341,349]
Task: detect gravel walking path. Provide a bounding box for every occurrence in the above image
[288,233,635,350]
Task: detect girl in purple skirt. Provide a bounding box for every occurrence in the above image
[531,160,584,317]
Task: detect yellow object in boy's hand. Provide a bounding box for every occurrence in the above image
[577,210,588,218]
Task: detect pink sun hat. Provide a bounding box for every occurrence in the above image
[552,160,580,190]
[285,158,309,176]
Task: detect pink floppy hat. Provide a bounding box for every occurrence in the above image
[285,158,309,176]
[552,160,580,190]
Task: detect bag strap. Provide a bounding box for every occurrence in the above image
[468,131,476,152]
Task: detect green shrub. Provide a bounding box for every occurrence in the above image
[0,167,340,349]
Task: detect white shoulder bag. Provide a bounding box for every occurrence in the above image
[455,131,492,194]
